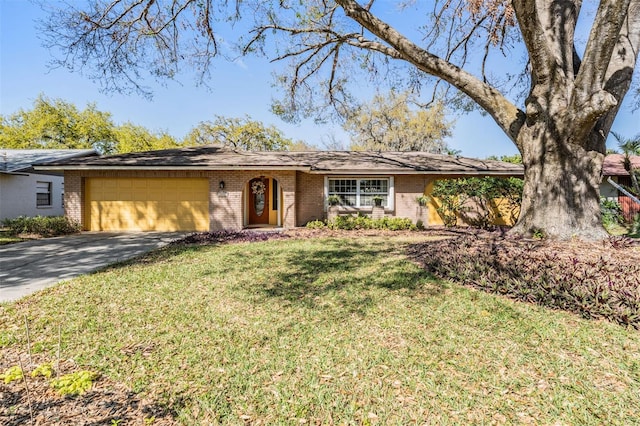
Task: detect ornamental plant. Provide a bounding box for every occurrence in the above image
[408,234,640,328]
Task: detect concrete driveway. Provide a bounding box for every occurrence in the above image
[0,232,185,303]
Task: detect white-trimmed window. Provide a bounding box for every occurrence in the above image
[327,177,394,208]
[36,181,52,207]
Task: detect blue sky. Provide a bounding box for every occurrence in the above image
[1,1,638,158]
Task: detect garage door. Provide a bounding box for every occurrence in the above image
[86,178,209,231]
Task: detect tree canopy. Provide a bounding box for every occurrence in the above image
[344,91,452,153]
[0,95,178,154]
[0,95,114,152]
[183,115,294,151]
[113,123,180,154]
[0,96,302,154]
[39,1,640,239]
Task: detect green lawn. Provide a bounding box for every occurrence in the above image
[0,229,23,245]
[1,235,639,424]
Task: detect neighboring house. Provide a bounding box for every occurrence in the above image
[601,153,640,221]
[36,145,524,232]
[0,149,95,221]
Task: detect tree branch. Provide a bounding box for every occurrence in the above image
[574,0,632,94]
[335,0,525,144]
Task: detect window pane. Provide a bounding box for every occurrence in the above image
[329,179,357,193]
[341,195,356,206]
[36,181,52,207]
[360,179,389,207]
[360,179,388,193]
[272,179,278,209]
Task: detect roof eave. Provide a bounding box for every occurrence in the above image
[34,165,312,172]
[309,169,523,176]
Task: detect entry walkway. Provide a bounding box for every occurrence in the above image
[0,232,184,303]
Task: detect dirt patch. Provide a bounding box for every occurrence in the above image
[1,352,177,426]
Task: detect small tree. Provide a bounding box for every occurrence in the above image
[344,91,453,153]
[183,115,293,151]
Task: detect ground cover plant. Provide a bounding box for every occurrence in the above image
[1,232,640,424]
[408,232,640,328]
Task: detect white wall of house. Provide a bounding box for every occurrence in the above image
[600,177,619,201]
[0,173,65,221]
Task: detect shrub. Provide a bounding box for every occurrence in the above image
[408,235,640,328]
[2,216,81,237]
[314,214,416,231]
[431,177,523,228]
[630,214,640,238]
[305,220,326,229]
[50,370,98,396]
[600,198,624,228]
[1,366,23,384]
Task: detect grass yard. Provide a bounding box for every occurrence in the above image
[1,234,640,424]
[0,229,23,245]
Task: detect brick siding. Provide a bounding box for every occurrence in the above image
[296,172,325,225]
[393,175,431,223]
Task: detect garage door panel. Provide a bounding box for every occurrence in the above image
[86,178,209,231]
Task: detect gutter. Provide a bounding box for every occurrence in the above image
[607,177,640,205]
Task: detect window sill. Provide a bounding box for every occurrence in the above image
[327,206,392,212]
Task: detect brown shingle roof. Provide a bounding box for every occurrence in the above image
[603,154,640,176]
[36,145,524,175]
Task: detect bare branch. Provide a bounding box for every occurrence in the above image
[335,0,524,143]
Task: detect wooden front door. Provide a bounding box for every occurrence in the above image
[248,178,270,225]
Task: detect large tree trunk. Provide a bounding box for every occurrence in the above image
[511,112,608,240]
[506,36,614,242]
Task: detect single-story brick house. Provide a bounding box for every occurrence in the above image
[36,145,524,232]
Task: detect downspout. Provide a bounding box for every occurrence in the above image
[607,177,640,205]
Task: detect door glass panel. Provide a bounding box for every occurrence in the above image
[255,193,265,216]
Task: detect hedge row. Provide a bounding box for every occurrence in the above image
[306,215,417,231]
[2,216,81,237]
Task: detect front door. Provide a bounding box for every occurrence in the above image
[248,178,270,225]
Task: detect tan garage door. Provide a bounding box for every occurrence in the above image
[86,178,209,231]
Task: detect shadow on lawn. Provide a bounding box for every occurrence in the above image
[252,238,442,315]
